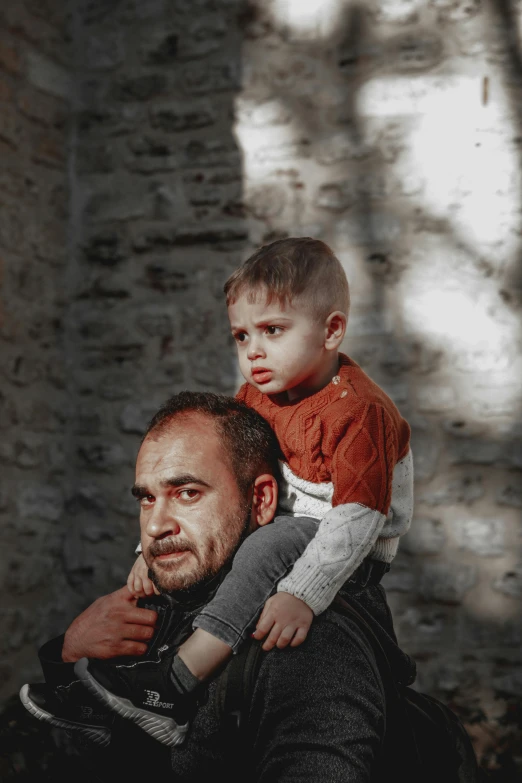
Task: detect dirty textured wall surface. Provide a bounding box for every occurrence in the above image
[0,0,521,776]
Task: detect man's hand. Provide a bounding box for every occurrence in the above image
[62,586,158,662]
[127,553,160,597]
[252,592,314,651]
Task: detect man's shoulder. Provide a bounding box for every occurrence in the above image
[255,609,376,686]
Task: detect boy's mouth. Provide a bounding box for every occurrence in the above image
[252,367,272,384]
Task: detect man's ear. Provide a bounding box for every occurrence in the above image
[251,474,278,528]
[324,310,347,350]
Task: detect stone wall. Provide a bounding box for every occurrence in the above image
[0,0,73,696]
[0,0,521,775]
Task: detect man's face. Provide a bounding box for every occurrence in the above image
[228,289,329,401]
[134,412,251,594]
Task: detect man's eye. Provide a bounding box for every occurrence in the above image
[139,495,154,506]
[266,326,282,335]
[179,489,199,501]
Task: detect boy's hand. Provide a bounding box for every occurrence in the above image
[127,553,160,598]
[252,592,314,651]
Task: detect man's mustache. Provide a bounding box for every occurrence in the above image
[148,538,196,559]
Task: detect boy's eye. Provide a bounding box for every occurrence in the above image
[266,326,282,335]
[233,331,247,343]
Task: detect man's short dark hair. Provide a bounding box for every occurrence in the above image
[144,391,281,494]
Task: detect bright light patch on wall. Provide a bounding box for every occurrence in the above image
[270,0,343,39]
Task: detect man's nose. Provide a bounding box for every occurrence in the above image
[144,501,180,539]
[247,335,265,361]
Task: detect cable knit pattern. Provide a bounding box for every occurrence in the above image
[236,354,413,614]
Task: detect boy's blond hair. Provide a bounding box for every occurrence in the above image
[224,237,350,322]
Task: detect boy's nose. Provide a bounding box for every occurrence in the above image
[247,337,265,361]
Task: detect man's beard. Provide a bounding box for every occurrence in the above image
[145,498,252,596]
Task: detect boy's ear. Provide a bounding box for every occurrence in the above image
[324,311,347,350]
[251,474,278,528]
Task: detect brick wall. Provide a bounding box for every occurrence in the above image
[0,0,520,773]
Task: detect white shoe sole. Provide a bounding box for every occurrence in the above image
[74,658,189,748]
[19,684,111,747]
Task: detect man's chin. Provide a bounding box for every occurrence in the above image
[149,562,202,594]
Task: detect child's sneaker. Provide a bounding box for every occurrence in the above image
[74,654,198,748]
[19,680,113,746]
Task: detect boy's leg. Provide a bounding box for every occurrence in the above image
[73,516,319,748]
[193,515,319,652]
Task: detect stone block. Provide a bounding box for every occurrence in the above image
[150,101,217,132]
[83,233,125,266]
[246,184,286,219]
[16,483,64,524]
[0,609,27,654]
[493,565,522,598]
[17,88,66,128]
[142,32,178,64]
[390,32,443,72]
[4,355,43,387]
[177,18,227,60]
[410,427,440,481]
[119,403,158,435]
[0,392,18,429]
[420,475,484,506]
[135,310,173,337]
[0,206,24,250]
[453,517,505,557]
[85,30,124,70]
[174,222,247,246]
[448,440,505,466]
[142,263,190,293]
[0,40,21,74]
[420,562,477,604]
[182,138,241,169]
[315,183,353,212]
[335,212,402,246]
[496,485,522,509]
[374,0,422,24]
[3,554,55,594]
[77,442,129,471]
[401,517,446,555]
[416,385,457,412]
[27,51,72,100]
[99,371,138,401]
[429,0,482,22]
[0,104,20,148]
[381,563,417,592]
[113,74,168,102]
[182,61,240,95]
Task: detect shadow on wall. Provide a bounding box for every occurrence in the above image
[235,0,521,776]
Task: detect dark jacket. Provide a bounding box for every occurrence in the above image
[39,583,415,782]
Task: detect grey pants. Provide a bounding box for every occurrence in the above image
[192,515,319,652]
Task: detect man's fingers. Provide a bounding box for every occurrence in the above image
[124,607,158,626]
[124,624,156,642]
[95,640,149,659]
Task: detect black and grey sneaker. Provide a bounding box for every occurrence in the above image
[74,655,195,748]
[19,681,113,747]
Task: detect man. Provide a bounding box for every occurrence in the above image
[22,392,415,782]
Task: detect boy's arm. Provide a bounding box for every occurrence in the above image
[277,403,405,615]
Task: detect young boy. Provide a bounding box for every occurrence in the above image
[25,237,413,747]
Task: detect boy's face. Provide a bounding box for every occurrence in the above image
[228,290,333,401]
